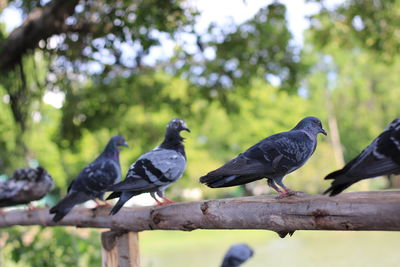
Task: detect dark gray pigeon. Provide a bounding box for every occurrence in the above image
[221,243,254,267]
[0,167,53,208]
[107,118,189,215]
[49,135,128,222]
[324,118,400,196]
[200,117,327,197]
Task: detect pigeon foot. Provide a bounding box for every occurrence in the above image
[94,199,111,208]
[156,197,177,205]
[28,203,38,210]
[276,192,295,199]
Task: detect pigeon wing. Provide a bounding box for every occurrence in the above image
[0,182,20,207]
[69,158,120,196]
[108,148,186,192]
[200,131,314,187]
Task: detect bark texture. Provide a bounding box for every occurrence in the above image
[101,231,140,267]
[0,191,399,237]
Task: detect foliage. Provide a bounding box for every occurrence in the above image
[1,227,101,266]
[171,3,307,109]
[309,0,400,62]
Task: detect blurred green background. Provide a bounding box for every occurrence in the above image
[0,0,399,266]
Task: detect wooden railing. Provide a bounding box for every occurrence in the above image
[1,191,400,266]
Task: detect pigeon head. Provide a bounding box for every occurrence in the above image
[160,118,190,149]
[110,135,129,149]
[167,118,190,134]
[103,135,128,158]
[293,117,327,136]
[222,243,254,267]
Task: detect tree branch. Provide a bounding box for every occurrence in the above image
[1,191,400,237]
[0,0,79,71]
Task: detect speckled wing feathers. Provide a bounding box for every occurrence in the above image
[109,148,186,192]
[200,130,316,187]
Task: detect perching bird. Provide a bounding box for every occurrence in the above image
[107,118,189,215]
[324,118,400,196]
[200,117,327,197]
[221,243,254,267]
[49,135,128,222]
[0,167,53,208]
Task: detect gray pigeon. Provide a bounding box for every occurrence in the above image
[0,167,53,208]
[107,118,189,215]
[200,117,327,197]
[221,243,254,267]
[49,135,128,222]
[324,118,400,196]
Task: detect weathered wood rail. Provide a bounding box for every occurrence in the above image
[1,191,400,234]
[1,191,400,266]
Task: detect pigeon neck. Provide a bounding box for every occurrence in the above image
[300,128,318,140]
[102,142,120,162]
[159,130,186,157]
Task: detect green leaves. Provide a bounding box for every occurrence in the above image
[309,0,400,62]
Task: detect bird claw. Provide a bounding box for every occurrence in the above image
[156,198,177,206]
[28,203,38,210]
[276,191,296,199]
[94,200,111,208]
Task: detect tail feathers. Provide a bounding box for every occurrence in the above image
[200,174,258,188]
[207,175,238,188]
[49,192,89,222]
[107,179,153,192]
[106,191,121,200]
[323,176,357,196]
[199,174,234,188]
[109,192,138,215]
[325,168,347,180]
[0,199,19,208]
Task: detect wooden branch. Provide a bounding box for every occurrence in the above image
[1,191,400,237]
[0,0,79,71]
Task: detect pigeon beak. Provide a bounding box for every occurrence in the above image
[121,141,129,148]
[320,128,327,136]
[181,122,190,133]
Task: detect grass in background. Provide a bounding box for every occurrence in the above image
[140,230,400,267]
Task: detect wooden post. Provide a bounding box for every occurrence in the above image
[101,230,140,267]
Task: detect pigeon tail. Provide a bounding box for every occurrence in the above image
[109,192,138,215]
[107,178,157,192]
[203,175,238,188]
[49,192,89,222]
[323,175,356,196]
[106,191,121,200]
[324,168,347,180]
[200,174,259,188]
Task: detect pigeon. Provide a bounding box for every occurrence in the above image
[107,118,189,215]
[0,167,53,208]
[49,135,128,222]
[200,117,327,197]
[221,243,254,267]
[324,118,400,196]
